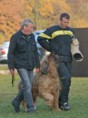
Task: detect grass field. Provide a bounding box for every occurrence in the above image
[0,73,88,118]
[0,64,8,70]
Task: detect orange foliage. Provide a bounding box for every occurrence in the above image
[39,1,54,17]
[0,0,88,43]
[0,0,24,42]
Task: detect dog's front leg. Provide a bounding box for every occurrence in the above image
[53,92,60,112]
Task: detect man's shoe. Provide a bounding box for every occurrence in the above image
[34,105,37,110]
[27,108,36,113]
[12,100,20,113]
[60,102,70,111]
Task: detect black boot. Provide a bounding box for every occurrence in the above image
[60,102,70,111]
[12,89,24,113]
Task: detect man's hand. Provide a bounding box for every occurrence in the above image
[9,69,15,87]
[10,69,15,76]
[35,68,40,73]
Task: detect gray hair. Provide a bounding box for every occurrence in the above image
[21,18,33,28]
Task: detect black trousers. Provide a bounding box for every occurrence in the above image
[57,61,72,104]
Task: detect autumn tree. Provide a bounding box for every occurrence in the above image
[0,0,88,43]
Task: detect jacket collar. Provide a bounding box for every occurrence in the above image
[17,30,32,40]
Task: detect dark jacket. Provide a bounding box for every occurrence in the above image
[8,30,40,70]
[38,25,75,62]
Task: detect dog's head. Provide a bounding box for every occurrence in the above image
[48,53,59,64]
[40,53,59,74]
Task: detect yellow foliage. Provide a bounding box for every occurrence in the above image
[0,0,88,42]
[39,1,54,17]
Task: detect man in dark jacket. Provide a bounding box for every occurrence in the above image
[38,13,78,111]
[8,19,40,113]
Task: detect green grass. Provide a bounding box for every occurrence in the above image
[0,73,88,118]
[0,64,8,70]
